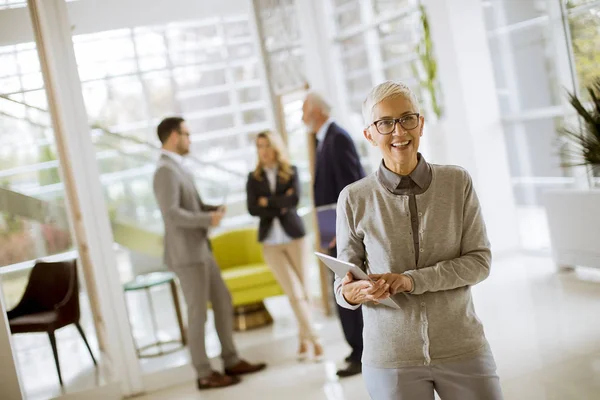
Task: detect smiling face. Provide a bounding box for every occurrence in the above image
[363,95,424,175]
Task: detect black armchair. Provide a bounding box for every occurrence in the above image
[7,259,97,386]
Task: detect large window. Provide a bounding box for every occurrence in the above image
[0,41,71,264]
[0,20,100,400]
[254,0,311,204]
[567,0,600,95]
[74,16,270,168]
[69,15,270,234]
[327,0,437,172]
[256,0,306,95]
[481,0,600,251]
[329,0,425,114]
[54,8,273,382]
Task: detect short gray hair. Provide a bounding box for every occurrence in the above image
[362,81,420,126]
[305,91,332,116]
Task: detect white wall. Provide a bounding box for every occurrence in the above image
[0,0,249,46]
[423,0,520,253]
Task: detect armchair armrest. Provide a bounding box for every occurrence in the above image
[6,300,29,320]
[54,270,76,310]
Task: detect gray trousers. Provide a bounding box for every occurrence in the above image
[363,351,503,400]
[171,255,239,379]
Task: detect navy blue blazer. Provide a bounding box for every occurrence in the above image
[314,122,365,207]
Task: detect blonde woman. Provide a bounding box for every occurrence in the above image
[246,131,323,361]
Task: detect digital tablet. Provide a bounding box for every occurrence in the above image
[315,252,401,309]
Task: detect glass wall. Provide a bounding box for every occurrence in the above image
[69,7,272,376]
[0,9,102,399]
[256,0,306,95]
[254,0,310,203]
[481,0,600,251]
[327,0,436,172]
[567,0,600,95]
[71,13,271,239]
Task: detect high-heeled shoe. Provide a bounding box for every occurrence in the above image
[297,341,310,362]
[312,341,324,363]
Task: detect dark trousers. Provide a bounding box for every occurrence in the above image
[330,246,363,364]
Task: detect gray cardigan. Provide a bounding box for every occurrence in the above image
[334,164,492,368]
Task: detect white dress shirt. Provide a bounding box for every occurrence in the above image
[262,165,292,246]
[161,149,194,175]
[161,149,184,164]
[315,117,334,153]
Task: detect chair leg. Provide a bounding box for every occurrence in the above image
[48,331,63,387]
[75,323,97,366]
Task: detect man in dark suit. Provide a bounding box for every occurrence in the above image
[302,92,366,377]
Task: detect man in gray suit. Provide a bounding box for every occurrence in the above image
[153,117,266,390]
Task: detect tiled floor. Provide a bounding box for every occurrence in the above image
[9,253,600,399]
[134,254,600,400]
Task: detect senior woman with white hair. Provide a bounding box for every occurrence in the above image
[333,81,503,400]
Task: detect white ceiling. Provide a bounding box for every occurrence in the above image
[0,0,250,46]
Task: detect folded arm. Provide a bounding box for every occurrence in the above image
[246,175,286,218]
[267,167,300,209]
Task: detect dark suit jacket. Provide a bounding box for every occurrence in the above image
[246,165,306,242]
[314,122,366,207]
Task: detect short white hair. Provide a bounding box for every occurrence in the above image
[362,81,420,126]
[304,91,331,116]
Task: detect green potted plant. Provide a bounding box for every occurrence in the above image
[411,3,443,121]
[545,78,600,272]
[559,78,600,180]
[408,3,447,164]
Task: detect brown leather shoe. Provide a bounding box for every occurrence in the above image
[224,359,267,376]
[197,371,241,390]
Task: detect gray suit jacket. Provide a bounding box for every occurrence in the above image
[153,154,219,267]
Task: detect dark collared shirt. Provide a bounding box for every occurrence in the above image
[376,153,432,264]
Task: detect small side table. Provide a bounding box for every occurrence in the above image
[123,271,187,358]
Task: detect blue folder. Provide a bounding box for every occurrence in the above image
[316,204,336,250]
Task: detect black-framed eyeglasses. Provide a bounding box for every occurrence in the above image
[368,113,420,135]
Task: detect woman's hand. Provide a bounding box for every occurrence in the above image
[328,236,337,249]
[341,272,391,305]
[369,273,413,295]
[258,197,269,207]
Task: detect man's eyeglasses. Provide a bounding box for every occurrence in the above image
[368,113,420,135]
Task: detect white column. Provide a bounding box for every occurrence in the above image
[360,0,385,85]
[422,0,519,253]
[28,0,143,395]
[0,283,25,400]
[249,0,283,136]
